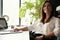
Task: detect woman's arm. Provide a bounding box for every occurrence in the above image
[45,18,60,38]
[14,27,29,32]
[53,18,60,37]
[44,32,56,38]
[34,32,56,40]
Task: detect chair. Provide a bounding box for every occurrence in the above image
[57,37,60,40]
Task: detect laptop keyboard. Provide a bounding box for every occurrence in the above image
[0,30,23,35]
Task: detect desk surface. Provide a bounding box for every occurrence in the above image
[0,31,30,40]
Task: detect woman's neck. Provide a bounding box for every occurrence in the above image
[46,14,50,19]
[44,13,51,22]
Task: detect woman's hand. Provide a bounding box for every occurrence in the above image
[34,36,43,40]
[13,27,28,32]
[14,28,20,32]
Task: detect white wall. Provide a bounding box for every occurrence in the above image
[3,0,19,26]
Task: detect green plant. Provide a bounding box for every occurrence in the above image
[19,7,26,18]
[19,0,44,24]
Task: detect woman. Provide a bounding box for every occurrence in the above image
[14,0,60,40]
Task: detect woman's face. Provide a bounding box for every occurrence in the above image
[43,2,52,14]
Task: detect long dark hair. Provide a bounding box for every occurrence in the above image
[40,1,54,24]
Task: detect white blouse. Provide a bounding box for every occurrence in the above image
[28,17,60,37]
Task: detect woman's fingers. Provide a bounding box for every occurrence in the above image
[14,28,19,32]
[35,36,43,40]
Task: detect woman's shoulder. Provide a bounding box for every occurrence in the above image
[52,16,60,21]
[36,18,42,22]
[52,16,59,20]
[33,18,42,24]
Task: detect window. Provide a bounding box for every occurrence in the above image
[3,0,19,26]
[0,0,3,17]
[20,0,36,26]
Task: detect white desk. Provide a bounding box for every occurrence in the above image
[0,31,30,40]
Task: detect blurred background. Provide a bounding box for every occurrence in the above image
[0,0,60,27]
